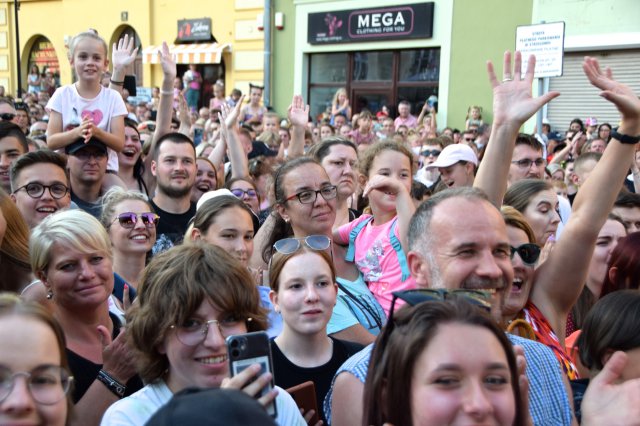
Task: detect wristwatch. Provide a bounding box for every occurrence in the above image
[97,369,126,398]
[611,129,640,144]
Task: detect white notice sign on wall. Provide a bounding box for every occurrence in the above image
[516,22,565,78]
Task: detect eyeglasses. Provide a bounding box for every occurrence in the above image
[511,158,545,169]
[463,137,475,142]
[72,150,107,160]
[0,113,16,121]
[285,185,337,204]
[111,212,159,229]
[0,365,73,405]
[510,243,541,266]
[230,188,258,199]
[388,289,495,324]
[170,317,251,346]
[12,182,69,199]
[421,149,441,157]
[273,235,331,255]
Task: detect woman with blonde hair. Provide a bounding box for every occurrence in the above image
[30,209,141,425]
[330,88,352,125]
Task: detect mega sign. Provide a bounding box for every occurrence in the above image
[308,2,434,44]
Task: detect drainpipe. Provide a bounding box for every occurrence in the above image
[14,0,21,98]
[263,0,272,108]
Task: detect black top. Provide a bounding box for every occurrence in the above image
[66,312,143,403]
[270,337,363,424]
[149,199,196,255]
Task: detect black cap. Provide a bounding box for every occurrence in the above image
[145,388,277,426]
[248,141,278,159]
[65,138,108,155]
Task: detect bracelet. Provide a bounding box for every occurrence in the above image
[611,129,640,145]
[96,369,126,398]
[109,79,125,86]
[160,89,173,96]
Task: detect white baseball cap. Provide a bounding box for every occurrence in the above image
[425,144,478,169]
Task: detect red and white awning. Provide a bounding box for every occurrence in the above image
[142,43,231,64]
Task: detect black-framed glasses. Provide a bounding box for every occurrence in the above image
[284,185,337,204]
[230,188,258,199]
[421,149,441,157]
[12,182,69,199]
[511,158,545,169]
[273,235,331,255]
[510,243,541,266]
[170,317,252,346]
[111,212,159,229]
[388,289,495,324]
[0,113,15,121]
[0,365,73,405]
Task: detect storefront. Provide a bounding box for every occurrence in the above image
[288,0,455,125]
[26,36,61,88]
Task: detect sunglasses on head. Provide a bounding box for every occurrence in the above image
[273,235,331,255]
[0,113,15,121]
[510,243,541,266]
[112,212,159,229]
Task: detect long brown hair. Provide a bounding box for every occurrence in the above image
[0,189,31,292]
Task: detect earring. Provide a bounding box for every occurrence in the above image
[46,289,53,300]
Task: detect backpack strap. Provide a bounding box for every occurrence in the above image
[345,216,373,262]
[389,218,411,282]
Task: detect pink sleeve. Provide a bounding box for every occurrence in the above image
[337,214,370,243]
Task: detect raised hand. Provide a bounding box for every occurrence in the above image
[220,94,244,130]
[486,51,560,127]
[158,42,176,79]
[111,34,138,73]
[97,326,137,384]
[363,175,408,198]
[583,57,640,132]
[288,95,310,127]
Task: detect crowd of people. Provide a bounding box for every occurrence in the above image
[0,28,639,426]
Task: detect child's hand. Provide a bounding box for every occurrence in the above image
[221,95,244,130]
[363,175,408,198]
[78,117,95,142]
[112,34,138,73]
[158,42,176,79]
[288,95,310,127]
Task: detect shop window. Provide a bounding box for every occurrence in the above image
[399,49,440,82]
[352,52,393,81]
[308,48,440,121]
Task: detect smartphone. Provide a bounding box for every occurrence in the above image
[226,331,277,418]
[286,381,318,424]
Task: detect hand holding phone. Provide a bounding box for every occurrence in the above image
[224,332,278,418]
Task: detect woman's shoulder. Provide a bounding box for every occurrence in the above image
[331,337,365,358]
[100,380,173,426]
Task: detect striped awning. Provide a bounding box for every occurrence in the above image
[142,43,231,65]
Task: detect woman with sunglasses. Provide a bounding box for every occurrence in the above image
[101,243,305,426]
[363,297,525,426]
[252,157,381,345]
[100,187,158,291]
[268,237,364,425]
[30,209,141,425]
[0,293,73,426]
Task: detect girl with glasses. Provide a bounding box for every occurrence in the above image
[100,187,157,291]
[101,243,306,426]
[226,177,261,218]
[29,210,142,424]
[268,239,364,425]
[363,298,525,426]
[0,294,73,426]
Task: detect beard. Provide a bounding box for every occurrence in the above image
[157,178,193,198]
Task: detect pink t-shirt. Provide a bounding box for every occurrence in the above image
[394,114,418,130]
[338,214,416,315]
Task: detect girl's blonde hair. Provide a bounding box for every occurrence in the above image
[358,141,415,178]
[332,88,347,106]
[466,105,483,120]
[68,29,108,61]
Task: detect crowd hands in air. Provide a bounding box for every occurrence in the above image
[1,28,640,426]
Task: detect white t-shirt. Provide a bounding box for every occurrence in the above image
[100,379,306,426]
[46,84,127,172]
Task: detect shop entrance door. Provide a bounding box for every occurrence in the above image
[351,89,393,115]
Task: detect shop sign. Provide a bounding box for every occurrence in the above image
[177,18,212,42]
[29,40,60,75]
[308,2,434,45]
